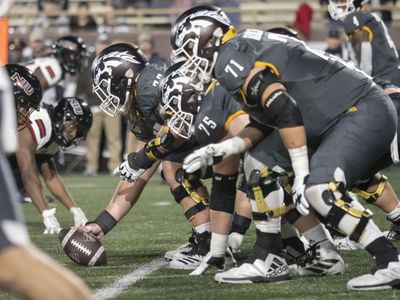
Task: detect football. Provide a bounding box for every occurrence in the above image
[58,227,107,266]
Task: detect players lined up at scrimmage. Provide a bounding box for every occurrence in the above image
[86,1,400,292]
[0,1,92,294]
[6,36,92,234]
[3,0,400,296]
[173,3,400,290]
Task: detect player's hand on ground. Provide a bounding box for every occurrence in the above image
[83,223,104,240]
[42,208,61,234]
[114,160,145,182]
[190,252,225,275]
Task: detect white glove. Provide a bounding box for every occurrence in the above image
[42,208,61,234]
[292,176,309,216]
[70,207,88,227]
[227,232,244,254]
[113,160,145,182]
[183,137,247,174]
[190,248,237,276]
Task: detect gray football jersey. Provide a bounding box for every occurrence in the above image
[343,11,400,85]
[131,62,170,142]
[194,80,245,146]
[214,29,373,140]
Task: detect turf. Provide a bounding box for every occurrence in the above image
[2,168,400,299]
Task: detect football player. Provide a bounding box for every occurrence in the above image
[0,18,91,300]
[175,6,400,290]
[24,35,88,91]
[328,0,400,240]
[86,43,215,269]
[160,61,344,279]
[7,65,92,234]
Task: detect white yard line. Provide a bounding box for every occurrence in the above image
[93,258,167,300]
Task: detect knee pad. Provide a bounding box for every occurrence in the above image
[283,208,302,224]
[171,180,209,221]
[351,174,387,204]
[248,169,285,219]
[306,183,373,242]
[209,173,238,214]
[230,213,252,235]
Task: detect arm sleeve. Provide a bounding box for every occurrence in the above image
[359,42,373,75]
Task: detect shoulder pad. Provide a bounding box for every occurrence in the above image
[27,107,53,150]
[136,63,168,118]
[343,11,365,34]
[25,57,63,88]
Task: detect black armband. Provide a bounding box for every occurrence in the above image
[263,89,303,129]
[245,116,274,137]
[93,210,118,235]
[127,151,154,170]
[246,67,282,106]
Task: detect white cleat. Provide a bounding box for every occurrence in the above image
[347,261,400,291]
[290,244,345,276]
[169,252,205,270]
[164,242,194,261]
[214,253,291,284]
[333,236,364,251]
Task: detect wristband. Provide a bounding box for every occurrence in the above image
[288,145,309,177]
[93,210,118,235]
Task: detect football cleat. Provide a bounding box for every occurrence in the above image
[214,253,291,284]
[383,224,400,241]
[169,231,210,270]
[282,235,309,265]
[164,231,196,261]
[290,242,345,276]
[333,236,364,251]
[347,260,400,291]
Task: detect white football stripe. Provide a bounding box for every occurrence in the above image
[88,246,105,266]
[61,228,78,248]
[93,258,167,300]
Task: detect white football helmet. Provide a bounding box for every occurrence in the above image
[328,0,369,21]
[160,64,202,139]
[171,5,236,85]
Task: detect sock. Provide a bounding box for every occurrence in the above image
[302,223,333,248]
[365,236,399,269]
[194,222,211,234]
[387,203,400,223]
[210,232,228,258]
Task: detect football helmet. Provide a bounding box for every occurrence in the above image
[6,64,42,130]
[91,43,148,117]
[171,5,236,85]
[160,63,202,139]
[52,36,88,75]
[328,0,369,21]
[52,97,93,150]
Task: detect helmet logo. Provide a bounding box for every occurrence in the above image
[10,72,34,96]
[68,98,84,115]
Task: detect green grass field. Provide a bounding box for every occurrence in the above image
[3,168,400,299]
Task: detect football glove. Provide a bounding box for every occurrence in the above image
[70,207,88,227]
[190,248,237,276]
[183,144,224,175]
[42,208,61,234]
[292,175,309,216]
[114,160,145,182]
